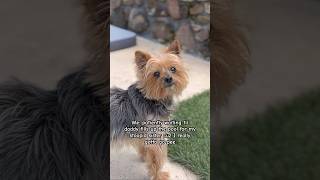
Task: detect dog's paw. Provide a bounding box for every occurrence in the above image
[153,171,169,180]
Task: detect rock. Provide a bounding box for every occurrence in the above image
[160,10,167,16]
[147,0,157,9]
[155,4,168,17]
[111,8,127,28]
[129,15,148,33]
[123,6,132,20]
[167,0,181,19]
[111,0,122,12]
[179,4,189,19]
[123,0,134,6]
[190,21,202,32]
[189,3,204,15]
[204,2,210,14]
[155,17,170,23]
[152,22,174,42]
[148,0,157,5]
[135,0,144,6]
[147,0,159,16]
[175,23,196,49]
[147,0,170,17]
[128,8,140,19]
[196,14,210,25]
[195,28,209,42]
[148,8,156,16]
[128,8,148,33]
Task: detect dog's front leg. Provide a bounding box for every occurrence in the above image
[145,144,169,180]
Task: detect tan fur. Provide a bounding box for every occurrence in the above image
[137,143,147,161]
[145,145,169,180]
[135,40,188,101]
[130,138,169,180]
[125,41,188,180]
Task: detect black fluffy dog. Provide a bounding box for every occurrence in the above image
[0,0,109,180]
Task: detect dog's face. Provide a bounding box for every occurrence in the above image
[135,40,188,100]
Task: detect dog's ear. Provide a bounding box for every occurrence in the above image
[135,51,151,69]
[166,40,181,55]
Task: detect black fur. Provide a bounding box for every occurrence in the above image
[0,70,108,180]
[0,0,109,180]
[110,83,172,141]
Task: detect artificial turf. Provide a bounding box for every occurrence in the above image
[169,90,210,180]
[214,88,320,180]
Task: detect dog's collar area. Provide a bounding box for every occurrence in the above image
[127,83,173,117]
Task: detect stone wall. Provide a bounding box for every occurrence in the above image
[111,0,210,60]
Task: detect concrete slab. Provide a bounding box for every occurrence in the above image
[110,25,136,52]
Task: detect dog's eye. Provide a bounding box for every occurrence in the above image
[153,71,160,78]
[170,67,176,73]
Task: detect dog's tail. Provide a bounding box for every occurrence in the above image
[212,0,250,107]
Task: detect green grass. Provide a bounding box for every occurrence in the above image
[214,88,320,180]
[169,90,210,180]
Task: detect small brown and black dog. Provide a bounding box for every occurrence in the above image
[110,40,188,180]
[135,40,188,100]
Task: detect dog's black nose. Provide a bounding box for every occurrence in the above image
[164,76,173,85]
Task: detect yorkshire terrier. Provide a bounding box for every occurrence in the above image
[110,40,188,180]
